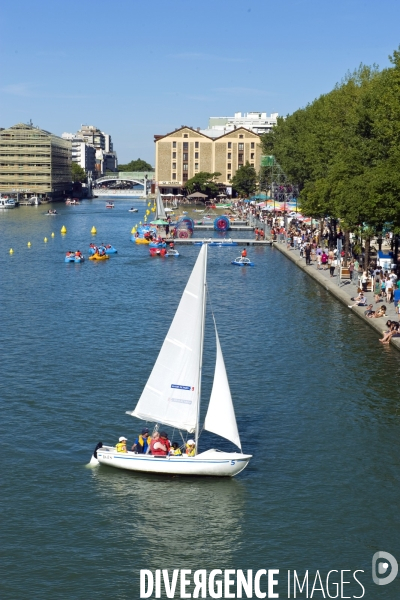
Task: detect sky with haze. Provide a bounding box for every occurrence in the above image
[1,0,400,165]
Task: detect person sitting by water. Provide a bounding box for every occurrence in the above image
[116,436,128,453]
[364,304,375,317]
[241,248,247,258]
[370,304,387,318]
[379,321,400,343]
[131,428,151,454]
[185,439,196,457]
[169,442,182,456]
[150,431,170,456]
[348,292,367,308]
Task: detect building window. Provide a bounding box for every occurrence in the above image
[195,141,199,148]
[251,153,254,159]
[238,143,244,151]
[251,163,254,167]
[173,142,176,148]
[183,163,188,171]
[251,142,255,149]
[227,163,231,170]
[184,133,188,138]
[195,163,199,170]
[227,174,231,180]
[172,152,176,159]
[227,153,231,159]
[238,153,243,162]
[183,173,188,181]
[183,142,188,150]
[195,152,199,159]
[183,153,188,161]
[172,163,176,169]
[239,134,243,139]
[227,142,232,149]
[172,173,176,180]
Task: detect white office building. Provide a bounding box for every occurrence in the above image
[201,111,279,137]
[61,133,96,174]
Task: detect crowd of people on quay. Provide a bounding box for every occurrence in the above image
[115,428,196,457]
[258,213,400,345]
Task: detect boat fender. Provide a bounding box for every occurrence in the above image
[93,441,103,458]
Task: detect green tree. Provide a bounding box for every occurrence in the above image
[118,158,153,172]
[71,162,86,183]
[231,162,257,197]
[184,171,221,196]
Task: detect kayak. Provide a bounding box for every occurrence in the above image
[128,208,138,212]
[231,257,254,267]
[89,254,109,261]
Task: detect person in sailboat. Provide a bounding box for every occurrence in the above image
[131,428,151,454]
[169,442,182,456]
[150,431,170,456]
[185,440,196,457]
[116,436,128,452]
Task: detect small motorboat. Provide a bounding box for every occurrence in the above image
[166,248,180,257]
[128,207,138,212]
[106,203,114,209]
[89,253,109,261]
[65,252,84,263]
[231,257,254,267]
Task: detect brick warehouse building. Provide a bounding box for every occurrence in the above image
[154,126,262,195]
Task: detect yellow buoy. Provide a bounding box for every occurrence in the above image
[131,226,136,234]
[44,237,48,243]
[9,248,14,254]
[27,241,31,247]
[51,232,55,238]
[91,226,97,234]
[61,225,67,234]
[148,202,151,206]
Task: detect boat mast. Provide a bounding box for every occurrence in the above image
[195,244,207,454]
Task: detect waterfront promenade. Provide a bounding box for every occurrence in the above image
[269,236,400,350]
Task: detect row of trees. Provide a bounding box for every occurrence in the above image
[185,164,258,197]
[260,47,400,264]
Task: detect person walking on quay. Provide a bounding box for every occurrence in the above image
[305,244,312,265]
[374,277,382,303]
[254,227,259,241]
[361,270,368,292]
[349,259,355,281]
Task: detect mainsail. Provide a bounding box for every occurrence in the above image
[131,245,207,432]
[155,189,167,221]
[204,321,242,450]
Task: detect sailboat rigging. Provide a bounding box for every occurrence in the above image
[91,245,252,476]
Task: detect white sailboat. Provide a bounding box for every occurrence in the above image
[155,189,167,221]
[91,244,252,477]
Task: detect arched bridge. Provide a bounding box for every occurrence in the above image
[94,171,154,197]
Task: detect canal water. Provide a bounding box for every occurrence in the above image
[1,199,400,599]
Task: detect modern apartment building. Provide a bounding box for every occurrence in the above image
[154,126,261,194]
[62,132,96,174]
[76,125,118,175]
[204,111,279,136]
[0,123,72,198]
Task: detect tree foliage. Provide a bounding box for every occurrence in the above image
[260,51,400,236]
[184,171,221,196]
[118,158,153,172]
[71,162,87,183]
[231,162,257,197]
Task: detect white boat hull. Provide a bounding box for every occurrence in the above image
[95,446,251,477]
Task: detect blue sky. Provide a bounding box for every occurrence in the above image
[1,0,400,164]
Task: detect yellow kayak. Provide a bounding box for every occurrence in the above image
[89,254,109,261]
[135,238,150,244]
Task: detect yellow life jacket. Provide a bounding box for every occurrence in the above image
[186,446,195,457]
[171,448,182,456]
[116,442,127,453]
